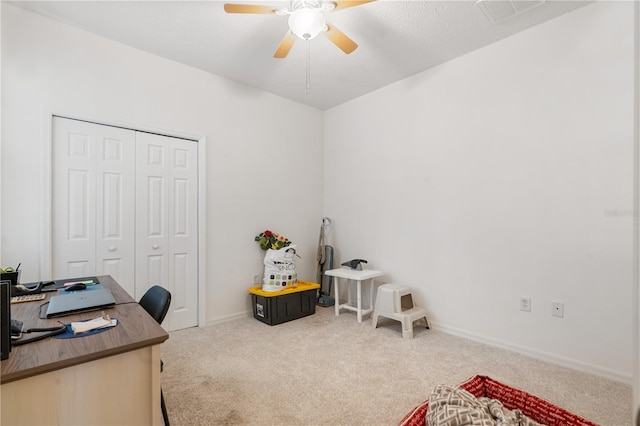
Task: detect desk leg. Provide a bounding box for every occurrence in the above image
[368,278,374,317]
[334,277,340,316]
[356,280,362,323]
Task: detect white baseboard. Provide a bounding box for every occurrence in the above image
[205,311,252,327]
[431,321,632,385]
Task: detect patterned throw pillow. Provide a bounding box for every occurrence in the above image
[426,384,495,426]
[426,384,541,426]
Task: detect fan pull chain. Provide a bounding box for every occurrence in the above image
[305,39,311,95]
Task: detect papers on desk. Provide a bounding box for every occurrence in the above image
[71,314,118,335]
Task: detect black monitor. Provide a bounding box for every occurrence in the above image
[0,280,11,360]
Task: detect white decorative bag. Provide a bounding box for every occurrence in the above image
[262,245,298,292]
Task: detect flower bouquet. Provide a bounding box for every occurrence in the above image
[254,230,292,251]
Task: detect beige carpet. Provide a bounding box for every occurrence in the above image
[161,306,631,425]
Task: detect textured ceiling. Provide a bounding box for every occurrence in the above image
[11,0,590,110]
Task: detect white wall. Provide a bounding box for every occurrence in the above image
[325,1,634,382]
[0,3,324,323]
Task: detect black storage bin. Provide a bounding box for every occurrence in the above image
[249,281,320,326]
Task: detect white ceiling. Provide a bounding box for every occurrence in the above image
[11,0,590,110]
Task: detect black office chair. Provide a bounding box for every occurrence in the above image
[139,285,171,426]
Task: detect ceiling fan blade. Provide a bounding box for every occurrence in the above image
[223,3,277,14]
[274,31,297,58]
[324,23,358,55]
[332,0,376,11]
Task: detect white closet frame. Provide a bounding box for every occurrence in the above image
[38,109,207,328]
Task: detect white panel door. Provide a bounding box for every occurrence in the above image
[53,117,135,292]
[136,132,198,331]
[95,125,136,296]
[53,118,97,278]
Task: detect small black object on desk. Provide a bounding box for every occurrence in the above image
[341,259,368,271]
[64,283,87,292]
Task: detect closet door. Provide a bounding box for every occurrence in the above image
[136,132,198,331]
[52,118,136,295]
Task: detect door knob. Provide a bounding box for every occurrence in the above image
[108,246,116,252]
[152,244,159,250]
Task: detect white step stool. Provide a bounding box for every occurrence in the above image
[372,284,430,339]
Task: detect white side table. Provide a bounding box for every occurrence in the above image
[325,268,384,323]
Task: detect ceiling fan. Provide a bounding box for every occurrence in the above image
[223,0,375,58]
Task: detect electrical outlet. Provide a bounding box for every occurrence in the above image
[253,274,260,285]
[519,297,531,312]
[552,301,564,318]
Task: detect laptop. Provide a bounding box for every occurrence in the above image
[46,289,116,318]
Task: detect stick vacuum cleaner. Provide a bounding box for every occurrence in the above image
[316,218,335,307]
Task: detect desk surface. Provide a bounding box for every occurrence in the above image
[1,275,169,384]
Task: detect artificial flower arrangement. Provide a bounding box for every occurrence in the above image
[254,229,293,251]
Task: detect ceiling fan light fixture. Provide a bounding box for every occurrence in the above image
[288,8,327,40]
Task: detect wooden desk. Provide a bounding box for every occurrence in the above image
[1,275,169,425]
